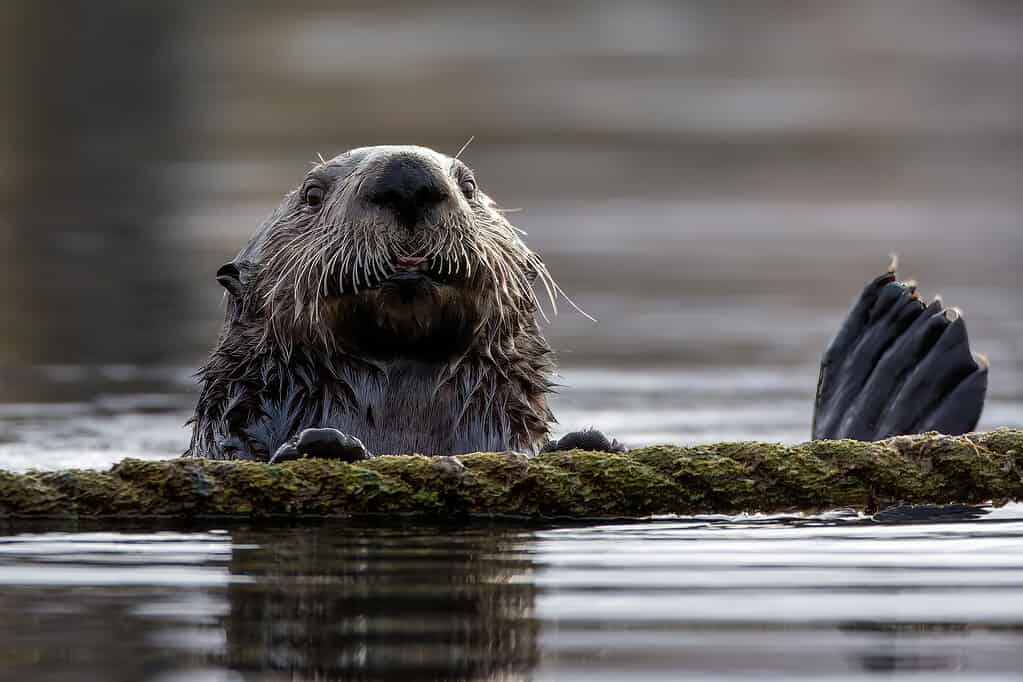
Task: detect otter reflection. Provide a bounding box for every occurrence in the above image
[223,522,540,680]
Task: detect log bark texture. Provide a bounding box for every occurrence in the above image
[1,429,1021,518]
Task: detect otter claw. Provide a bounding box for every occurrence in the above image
[270,428,370,464]
[269,443,300,463]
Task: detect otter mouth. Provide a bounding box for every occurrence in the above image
[382,255,465,301]
[380,256,431,303]
[323,253,466,300]
[390,255,431,278]
[389,254,462,283]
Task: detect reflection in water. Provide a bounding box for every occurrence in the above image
[223,525,538,680]
[842,623,968,674]
[1,514,1023,680]
[0,529,236,682]
[0,523,541,682]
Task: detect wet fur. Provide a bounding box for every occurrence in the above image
[188,146,558,460]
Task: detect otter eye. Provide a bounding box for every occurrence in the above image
[303,184,325,209]
[459,177,477,200]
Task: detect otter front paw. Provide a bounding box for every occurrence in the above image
[270,428,370,464]
[542,428,625,453]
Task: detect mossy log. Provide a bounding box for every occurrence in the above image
[1,429,1022,519]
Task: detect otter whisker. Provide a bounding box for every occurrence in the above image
[364,231,379,285]
[263,227,316,274]
[286,234,330,311]
[363,228,382,284]
[553,280,596,323]
[534,273,557,322]
[321,246,344,296]
[264,232,327,310]
[295,235,330,301]
[354,230,366,290]
[454,135,475,160]
[338,235,356,292]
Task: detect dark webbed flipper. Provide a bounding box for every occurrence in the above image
[269,428,370,464]
[543,428,625,453]
[813,264,988,441]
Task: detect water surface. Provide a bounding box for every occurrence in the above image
[2,512,1023,681]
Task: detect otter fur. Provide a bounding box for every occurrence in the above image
[188,145,988,462]
[188,145,566,460]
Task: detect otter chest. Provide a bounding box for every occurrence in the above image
[327,361,512,455]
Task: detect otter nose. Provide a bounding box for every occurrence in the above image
[368,156,448,230]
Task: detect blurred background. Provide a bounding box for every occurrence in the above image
[0,0,1021,468]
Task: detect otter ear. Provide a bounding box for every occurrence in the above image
[216,262,244,298]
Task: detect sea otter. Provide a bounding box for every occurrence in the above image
[187,145,988,462]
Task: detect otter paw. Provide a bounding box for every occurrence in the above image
[542,429,625,453]
[270,428,370,464]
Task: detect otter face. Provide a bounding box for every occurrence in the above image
[228,146,560,359]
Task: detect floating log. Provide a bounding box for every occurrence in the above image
[1,429,1021,518]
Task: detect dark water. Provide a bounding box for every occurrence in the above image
[2,512,1023,681]
[2,2,1023,679]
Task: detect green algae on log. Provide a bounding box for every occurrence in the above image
[1,429,1021,518]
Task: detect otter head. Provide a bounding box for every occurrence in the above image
[219,145,561,361]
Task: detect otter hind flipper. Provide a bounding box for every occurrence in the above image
[812,268,988,441]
